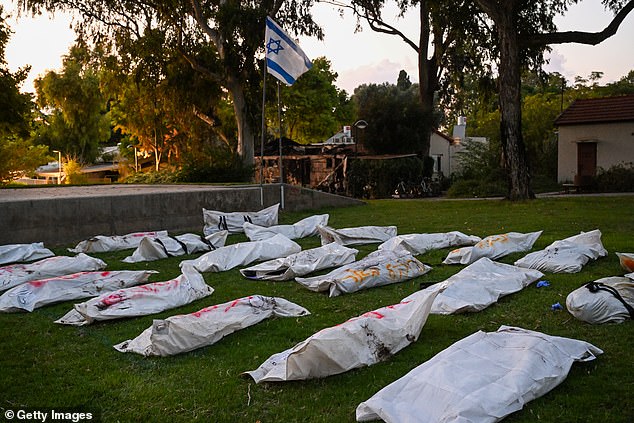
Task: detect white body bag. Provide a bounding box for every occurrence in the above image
[182,234,301,273]
[245,287,441,383]
[407,257,543,315]
[243,214,329,241]
[240,243,358,281]
[0,254,107,292]
[122,232,228,263]
[114,295,310,356]
[202,203,279,235]
[515,229,607,273]
[0,242,54,265]
[55,264,212,326]
[378,231,481,255]
[69,230,169,253]
[0,270,156,312]
[443,231,542,265]
[295,250,431,297]
[356,326,602,423]
[318,225,398,246]
[566,276,634,324]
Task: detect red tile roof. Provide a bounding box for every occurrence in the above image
[555,94,634,126]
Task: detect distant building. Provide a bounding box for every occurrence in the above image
[257,124,459,195]
[555,94,634,185]
[429,117,487,177]
[19,146,124,185]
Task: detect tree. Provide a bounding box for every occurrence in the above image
[353,73,427,154]
[474,0,634,200]
[0,6,48,184]
[19,0,324,169]
[347,0,490,157]
[0,6,32,140]
[104,28,187,171]
[271,57,353,144]
[34,42,110,163]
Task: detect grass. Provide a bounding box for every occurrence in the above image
[1,195,633,422]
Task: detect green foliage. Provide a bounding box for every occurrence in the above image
[103,28,230,172]
[447,172,507,198]
[0,8,33,140]
[20,0,325,165]
[177,154,254,183]
[0,138,50,184]
[0,9,45,184]
[61,158,89,184]
[453,139,501,180]
[455,68,634,196]
[123,169,179,184]
[448,139,508,197]
[1,197,633,422]
[33,43,110,163]
[521,92,560,179]
[353,78,428,154]
[347,156,424,198]
[275,57,353,144]
[595,162,634,193]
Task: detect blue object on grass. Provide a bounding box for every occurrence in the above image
[536,280,550,288]
[551,302,563,311]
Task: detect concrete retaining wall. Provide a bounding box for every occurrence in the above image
[0,184,364,246]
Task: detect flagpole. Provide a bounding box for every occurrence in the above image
[264,15,312,211]
[277,80,284,210]
[260,58,267,207]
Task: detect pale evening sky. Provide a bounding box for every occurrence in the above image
[3,0,634,95]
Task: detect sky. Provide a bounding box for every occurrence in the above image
[3,0,634,95]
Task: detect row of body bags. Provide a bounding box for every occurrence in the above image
[0,202,624,325]
[41,199,609,275]
[0,222,621,421]
[104,274,601,423]
[1,229,624,323]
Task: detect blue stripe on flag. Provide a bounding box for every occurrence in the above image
[266,58,296,85]
[265,17,312,70]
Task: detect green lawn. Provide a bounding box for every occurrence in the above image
[1,196,633,422]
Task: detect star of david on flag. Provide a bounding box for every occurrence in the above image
[265,16,312,86]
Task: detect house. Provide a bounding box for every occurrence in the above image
[19,146,124,185]
[255,138,353,194]
[555,94,634,185]
[429,117,487,177]
[257,125,460,195]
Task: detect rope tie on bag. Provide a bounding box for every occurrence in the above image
[585,281,634,318]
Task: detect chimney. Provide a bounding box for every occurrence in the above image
[452,116,466,144]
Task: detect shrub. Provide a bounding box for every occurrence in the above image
[177,155,253,183]
[347,156,424,198]
[447,167,507,198]
[595,162,634,192]
[123,170,179,184]
[63,159,89,185]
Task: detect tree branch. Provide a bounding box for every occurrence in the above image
[522,0,634,47]
[177,47,223,83]
[317,0,419,51]
[189,0,224,58]
[365,17,420,52]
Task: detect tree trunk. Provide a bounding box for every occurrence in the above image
[226,74,255,168]
[417,0,434,159]
[495,9,534,200]
[188,0,255,169]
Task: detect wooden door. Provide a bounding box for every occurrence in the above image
[576,142,596,185]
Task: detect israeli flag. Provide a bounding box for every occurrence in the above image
[265,17,312,86]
